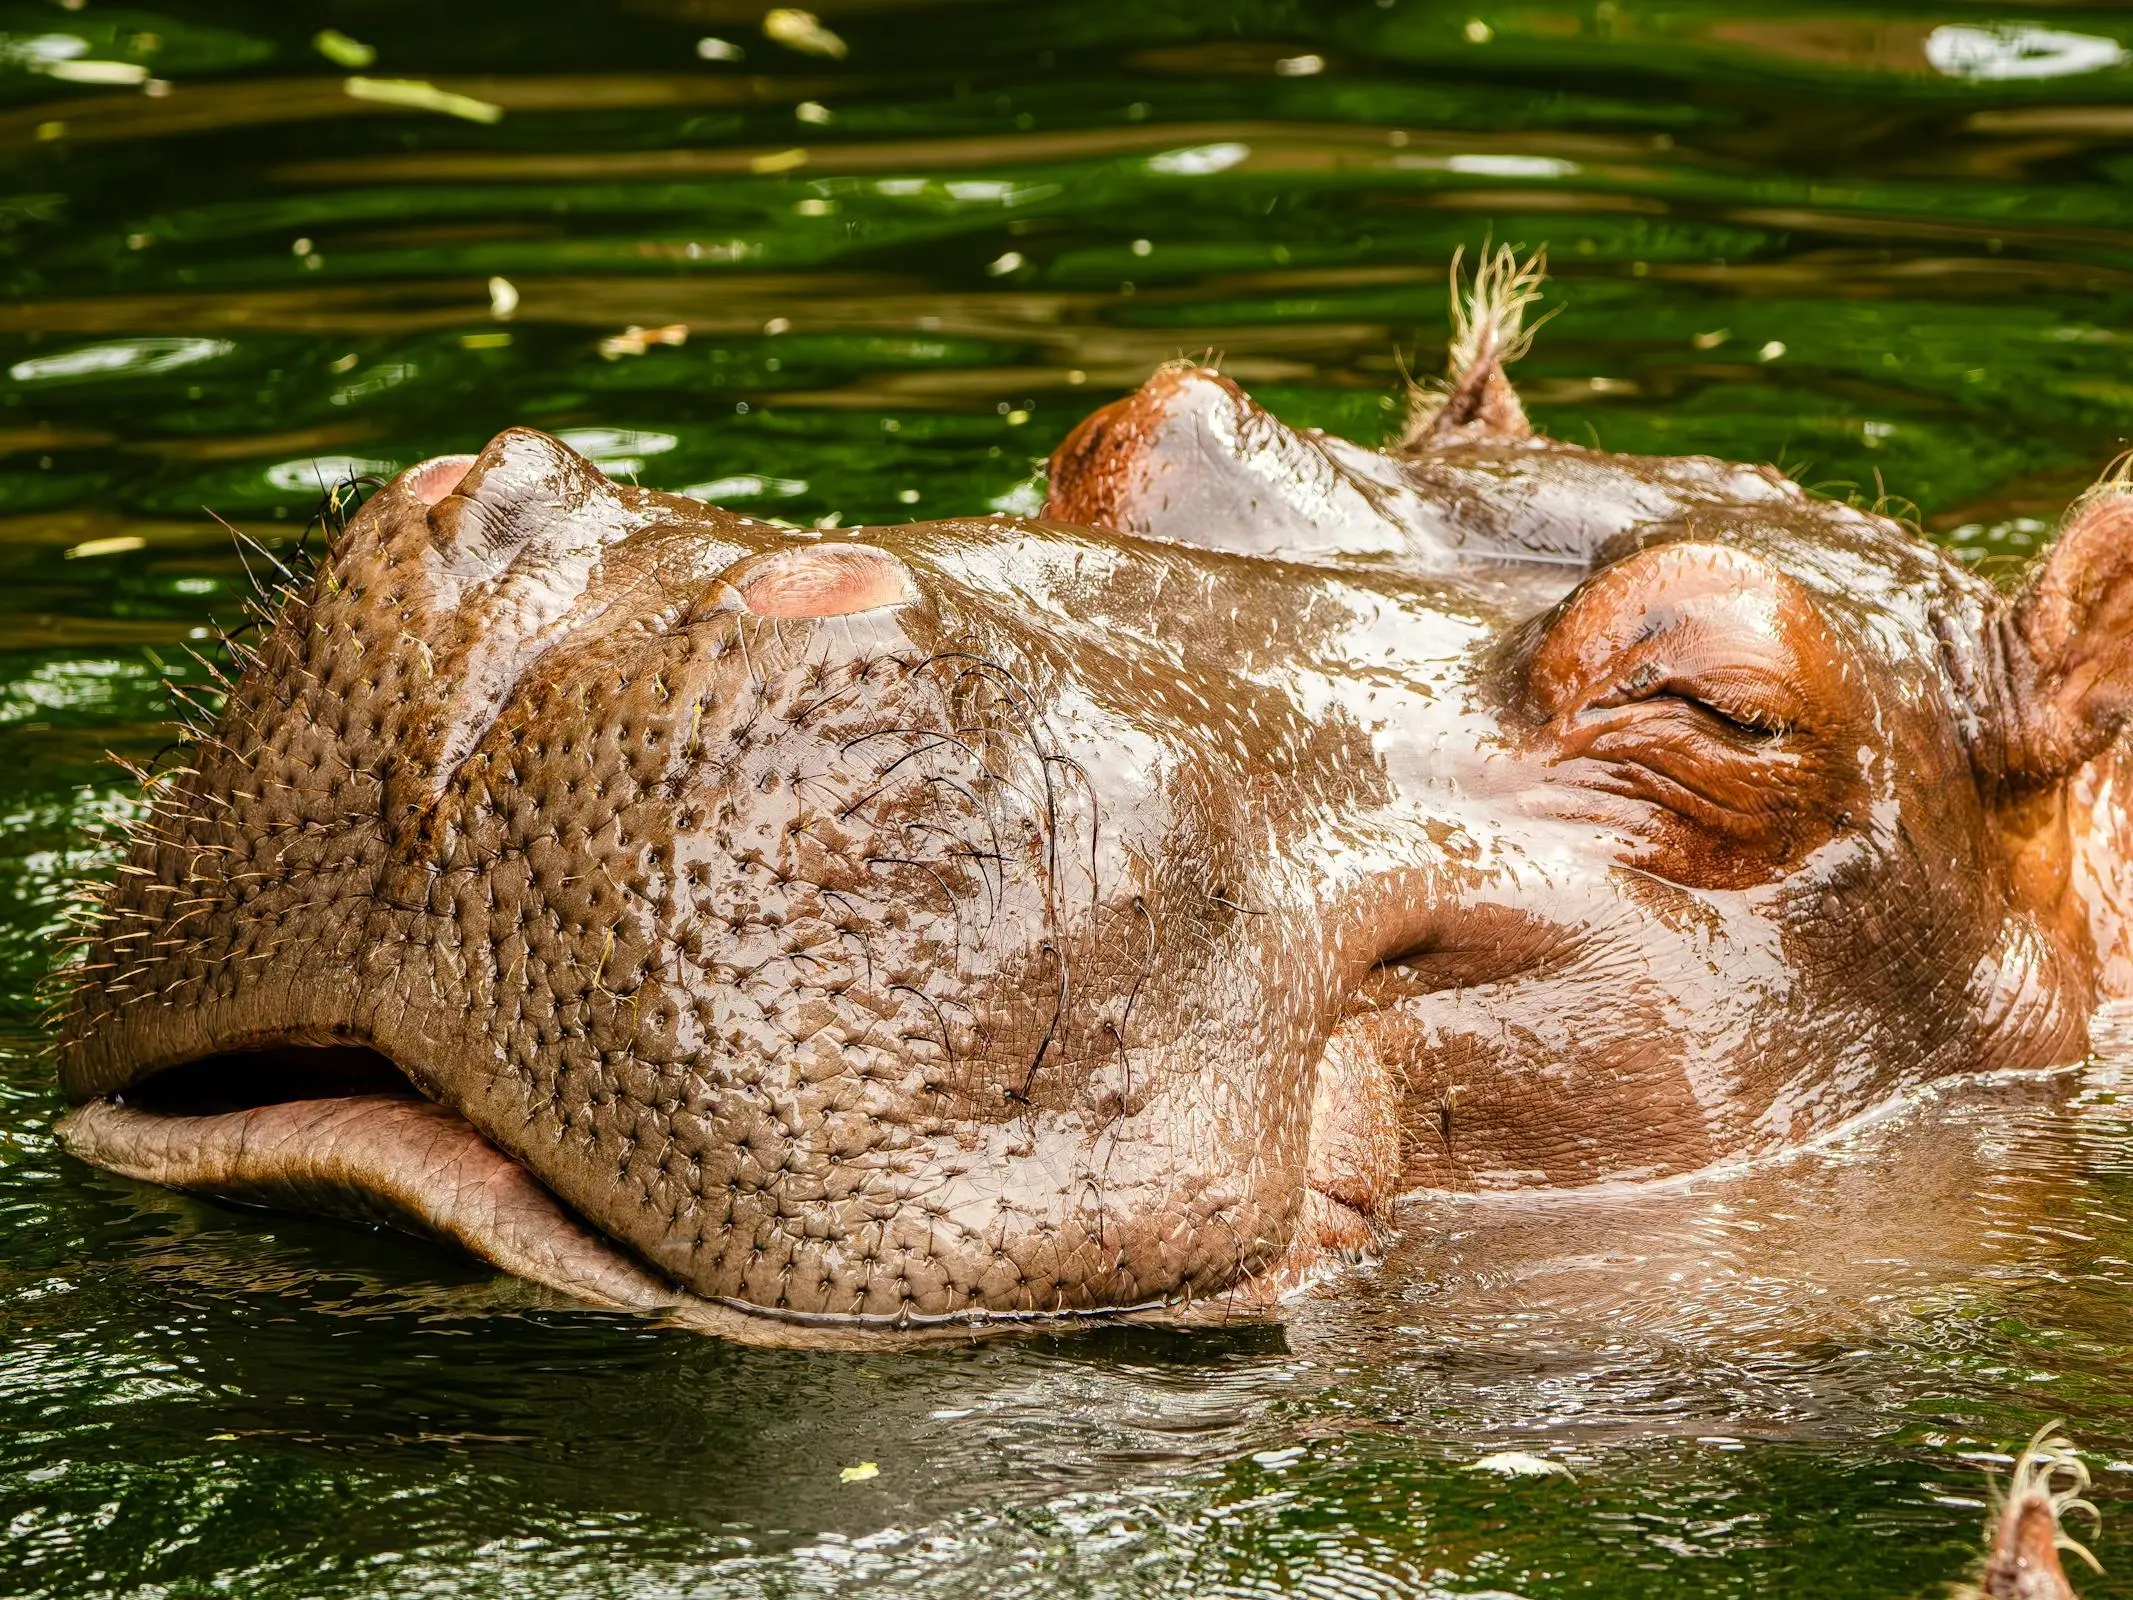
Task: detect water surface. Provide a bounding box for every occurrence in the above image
[5,3,2133,1595]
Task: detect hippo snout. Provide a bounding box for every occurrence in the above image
[56,428,1364,1333]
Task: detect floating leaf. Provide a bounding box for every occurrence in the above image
[11,337,233,384]
[839,1461,879,1483]
[598,324,689,360]
[1467,1452,1574,1478]
[42,60,148,85]
[764,9,848,60]
[343,77,503,125]
[64,535,145,560]
[312,31,376,69]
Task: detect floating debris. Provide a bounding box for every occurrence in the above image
[764,9,848,60]
[64,535,144,560]
[42,59,147,85]
[1466,1452,1574,1479]
[683,474,806,503]
[312,30,375,69]
[838,1461,878,1483]
[343,77,503,125]
[598,324,689,360]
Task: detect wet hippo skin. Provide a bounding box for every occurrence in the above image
[52,258,2133,1343]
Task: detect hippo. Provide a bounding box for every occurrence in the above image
[49,250,2133,1343]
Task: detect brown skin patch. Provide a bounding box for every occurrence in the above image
[1981,1495,2082,1600]
[1968,1425,2100,1600]
[1045,380,1159,536]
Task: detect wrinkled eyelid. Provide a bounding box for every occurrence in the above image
[1518,543,1846,727]
[1591,669,1798,738]
[1682,689,1791,739]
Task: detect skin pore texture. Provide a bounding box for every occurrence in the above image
[51,254,2133,1349]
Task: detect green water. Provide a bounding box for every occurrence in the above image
[5,2,2133,1594]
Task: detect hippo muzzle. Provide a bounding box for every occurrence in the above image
[53,262,2133,1340]
[55,425,1459,1336]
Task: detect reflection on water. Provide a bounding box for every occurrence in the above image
[3,2,2133,1595]
[5,1046,2129,1597]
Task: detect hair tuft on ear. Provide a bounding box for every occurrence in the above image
[1398,243,1552,452]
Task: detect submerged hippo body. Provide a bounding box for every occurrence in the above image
[52,265,2133,1341]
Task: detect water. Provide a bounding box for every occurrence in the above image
[3,2,2133,1594]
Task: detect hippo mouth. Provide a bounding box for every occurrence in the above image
[57,1039,737,1324]
[59,1040,1085,1345]
[60,1016,1287,1342]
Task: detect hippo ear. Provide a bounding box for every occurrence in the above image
[1999,482,2133,786]
[1397,243,1551,450]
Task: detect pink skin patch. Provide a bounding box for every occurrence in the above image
[404,455,477,507]
[736,544,920,618]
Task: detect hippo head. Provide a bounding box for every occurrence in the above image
[53,260,2133,1339]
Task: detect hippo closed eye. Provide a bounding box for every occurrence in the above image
[52,253,2133,1342]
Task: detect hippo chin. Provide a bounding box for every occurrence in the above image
[51,255,2133,1343]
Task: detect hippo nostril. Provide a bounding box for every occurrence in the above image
[730,543,920,618]
[419,429,618,567]
[404,455,477,508]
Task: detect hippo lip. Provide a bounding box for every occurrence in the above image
[55,1039,722,1315]
[56,1037,697,1299]
[56,1040,1182,1344]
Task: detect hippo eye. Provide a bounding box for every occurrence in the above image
[1528,545,1841,744]
[1524,542,1870,887]
[1591,664,1793,742]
